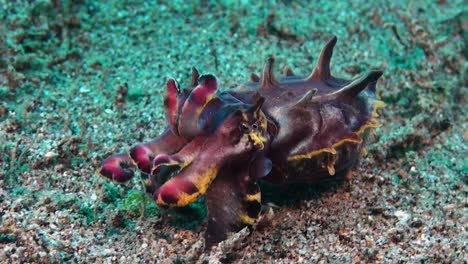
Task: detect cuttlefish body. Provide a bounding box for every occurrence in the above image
[98,36,384,246]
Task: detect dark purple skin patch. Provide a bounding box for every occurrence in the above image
[98,154,134,182]
[156,186,180,205]
[129,145,153,173]
[245,200,262,218]
[245,178,261,195]
[152,154,177,175]
[155,177,199,205]
[99,166,134,182]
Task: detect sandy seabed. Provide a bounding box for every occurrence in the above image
[1,1,466,263]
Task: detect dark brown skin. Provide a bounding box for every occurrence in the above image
[97,36,384,247]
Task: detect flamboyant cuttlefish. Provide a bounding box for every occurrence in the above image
[98,36,384,247]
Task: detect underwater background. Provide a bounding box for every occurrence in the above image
[0,0,466,263]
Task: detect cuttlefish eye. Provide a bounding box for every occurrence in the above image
[239,122,251,133]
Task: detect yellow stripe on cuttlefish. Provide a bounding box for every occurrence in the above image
[239,214,256,225]
[245,192,261,202]
[249,132,266,149]
[157,165,219,207]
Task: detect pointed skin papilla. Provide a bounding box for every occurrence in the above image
[294,88,317,107]
[283,65,294,76]
[311,70,383,102]
[97,153,135,182]
[177,74,218,138]
[260,57,280,90]
[337,70,383,99]
[190,67,200,88]
[164,79,180,135]
[129,129,188,174]
[307,35,337,81]
[250,73,260,82]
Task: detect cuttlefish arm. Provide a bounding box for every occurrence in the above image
[153,141,226,207]
[153,100,269,207]
[151,136,207,175]
[124,71,214,178]
[204,163,263,247]
[98,128,187,182]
